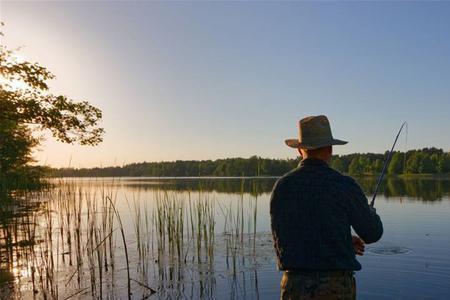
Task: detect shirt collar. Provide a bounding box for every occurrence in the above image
[299,158,328,167]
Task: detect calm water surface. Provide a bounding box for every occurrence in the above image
[1,177,450,299]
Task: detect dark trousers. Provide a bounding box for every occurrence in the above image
[280,271,356,300]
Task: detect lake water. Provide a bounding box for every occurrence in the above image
[1,176,450,299]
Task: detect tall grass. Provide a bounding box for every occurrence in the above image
[1,178,263,299]
[0,180,133,299]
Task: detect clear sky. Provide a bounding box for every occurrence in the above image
[1,1,450,168]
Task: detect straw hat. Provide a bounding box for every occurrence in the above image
[285,115,348,149]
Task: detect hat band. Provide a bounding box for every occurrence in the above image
[298,136,334,143]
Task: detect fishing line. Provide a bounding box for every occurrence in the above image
[403,123,408,172]
[370,121,408,207]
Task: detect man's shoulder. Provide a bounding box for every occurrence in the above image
[276,166,346,182]
[274,166,360,189]
[331,170,356,184]
[276,166,302,183]
[271,168,300,192]
[330,172,364,194]
[315,167,362,193]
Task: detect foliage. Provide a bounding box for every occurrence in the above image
[0,49,104,145]
[388,152,404,174]
[347,148,447,176]
[371,159,383,174]
[348,157,364,175]
[0,27,104,188]
[52,156,300,177]
[0,120,37,173]
[50,148,450,177]
[437,153,450,173]
[330,157,345,173]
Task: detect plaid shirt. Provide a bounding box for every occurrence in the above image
[270,158,383,271]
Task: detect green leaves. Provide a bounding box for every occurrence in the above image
[0,44,104,146]
[1,32,104,181]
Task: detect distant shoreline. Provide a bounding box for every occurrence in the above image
[45,173,450,179]
[44,148,450,178]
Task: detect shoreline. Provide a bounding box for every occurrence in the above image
[43,173,450,179]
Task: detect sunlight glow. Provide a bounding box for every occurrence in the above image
[1,52,30,91]
[0,77,29,91]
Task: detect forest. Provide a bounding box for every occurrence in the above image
[51,148,450,177]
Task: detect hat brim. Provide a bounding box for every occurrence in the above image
[285,138,348,149]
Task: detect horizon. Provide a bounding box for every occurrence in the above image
[50,146,445,170]
[2,2,450,168]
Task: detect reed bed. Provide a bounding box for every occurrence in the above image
[1,178,263,299]
[0,181,128,299]
[149,190,216,266]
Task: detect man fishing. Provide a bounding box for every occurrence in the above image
[270,115,383,299]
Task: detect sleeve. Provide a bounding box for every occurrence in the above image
[345,178,383,244]
[270,180,281,244]
[270,179,286,267]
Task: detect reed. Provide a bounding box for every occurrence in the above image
[106,195,131,300]
[2,180,130,299]
[1,177,263,299]
[152,188,217,270]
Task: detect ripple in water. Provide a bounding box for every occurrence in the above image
[368,246,412,255]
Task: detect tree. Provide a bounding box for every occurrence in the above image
[331,157,345,173]
[359,156,372,174]
[0,119,39,186]
[406,152,420,174]
[430,154,440,173]
[388,152,404,174]
[1,27,104,185]
[419,154,435,174]
[372,159,383,174]
[348,156,363,175]
[438,154,450,174]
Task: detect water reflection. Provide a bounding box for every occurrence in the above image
[1,182,269,299]
[355,176,450,201]
[121,177,275,197]
[1,176,450,299]
[0,190,47,298]
[83,176,450,202]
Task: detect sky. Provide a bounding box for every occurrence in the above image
[1,1,450,168]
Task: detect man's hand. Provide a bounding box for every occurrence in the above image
[352,235,365,256]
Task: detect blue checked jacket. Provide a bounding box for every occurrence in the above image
[270,158,383,271]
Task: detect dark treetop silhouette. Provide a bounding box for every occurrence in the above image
[0,26,104,189]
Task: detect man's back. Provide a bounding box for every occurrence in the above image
[270,158,383,272]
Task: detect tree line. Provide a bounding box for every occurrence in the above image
[331,147,450,175]
[51,148,450,177]
[51,156,299,177]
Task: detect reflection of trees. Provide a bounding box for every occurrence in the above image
[0,191,46,296]
[122,177,450,202]
[386,178,406,197]
[355,177,450,202]
[401,178,445,201]
[123,178,278,196]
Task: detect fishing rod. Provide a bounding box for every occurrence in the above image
[370,121,408,207]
